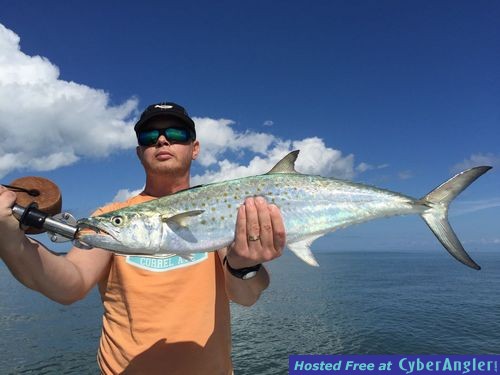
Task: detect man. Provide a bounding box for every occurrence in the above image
[0,102,286,374]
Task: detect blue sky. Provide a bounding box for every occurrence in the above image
[0,1,498,258]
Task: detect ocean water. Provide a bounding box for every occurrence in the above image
[1,250,499,374]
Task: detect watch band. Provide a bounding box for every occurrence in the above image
[223,256,262,280]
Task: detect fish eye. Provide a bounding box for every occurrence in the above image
[111,216,124,226]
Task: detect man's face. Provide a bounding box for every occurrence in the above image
[136,118,200,176]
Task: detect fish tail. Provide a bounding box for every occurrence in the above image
[418,166,492,270]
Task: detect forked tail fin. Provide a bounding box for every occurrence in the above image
[419,166,492,270]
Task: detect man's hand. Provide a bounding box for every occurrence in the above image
[0,186,23,242]
[226,196,286,269]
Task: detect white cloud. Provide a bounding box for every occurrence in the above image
[292,137,355,178]
[355,162,389,173]
[398,170,414,180]
[112,187,144,203]
[263,120,274,127]
[0,23,138,178]
[452,153,500,173]
[190,117,363,183]
[192,157,276,185]
[194,117,276,167]
[452,197,500,216]
[462,238,500,247]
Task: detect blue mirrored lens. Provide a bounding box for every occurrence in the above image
[138,128,191,146]
[165,128,190,142]
[138,130,160,146]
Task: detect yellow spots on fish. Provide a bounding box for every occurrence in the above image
[201,219,207,225]
[227,204,232,208]
[201,202,206,207]
[234,195,239,200]
[221,216,225,220]
[211,207,216,212]
[245,191,250,195]
[271,198,276,203]
[223,192,228,197]
[211,217,216,222]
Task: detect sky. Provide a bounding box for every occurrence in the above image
[0,0,499,258]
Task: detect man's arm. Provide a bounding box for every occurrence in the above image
[219,196,286,306]
[0,187,111,305]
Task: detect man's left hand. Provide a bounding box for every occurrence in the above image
[226,196,286,269]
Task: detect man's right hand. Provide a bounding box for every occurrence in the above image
[0,186,25,250]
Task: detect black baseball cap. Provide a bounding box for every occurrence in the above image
[134,102,196,139]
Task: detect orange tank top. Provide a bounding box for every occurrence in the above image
[94,194,232,374]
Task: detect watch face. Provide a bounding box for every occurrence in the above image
[224,256,261,279]
[242,270,258,280]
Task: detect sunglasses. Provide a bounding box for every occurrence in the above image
[137,127,193,146]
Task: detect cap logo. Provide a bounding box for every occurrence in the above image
[154,104,173,110]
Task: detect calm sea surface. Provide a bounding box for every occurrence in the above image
[1,250,499,374]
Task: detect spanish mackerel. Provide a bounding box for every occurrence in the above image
[76,151,491,269]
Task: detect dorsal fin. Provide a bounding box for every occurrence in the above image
[267,150,300,174]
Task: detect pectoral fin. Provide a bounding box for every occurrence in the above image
[287,234,322,266]
[162,210,204,227]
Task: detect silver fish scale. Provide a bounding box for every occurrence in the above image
[128,173,421,253]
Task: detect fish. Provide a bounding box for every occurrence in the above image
[75,150,491,269]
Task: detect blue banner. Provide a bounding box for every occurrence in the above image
[289,355,499,375]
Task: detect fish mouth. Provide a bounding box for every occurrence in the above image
[75,222,120,243]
